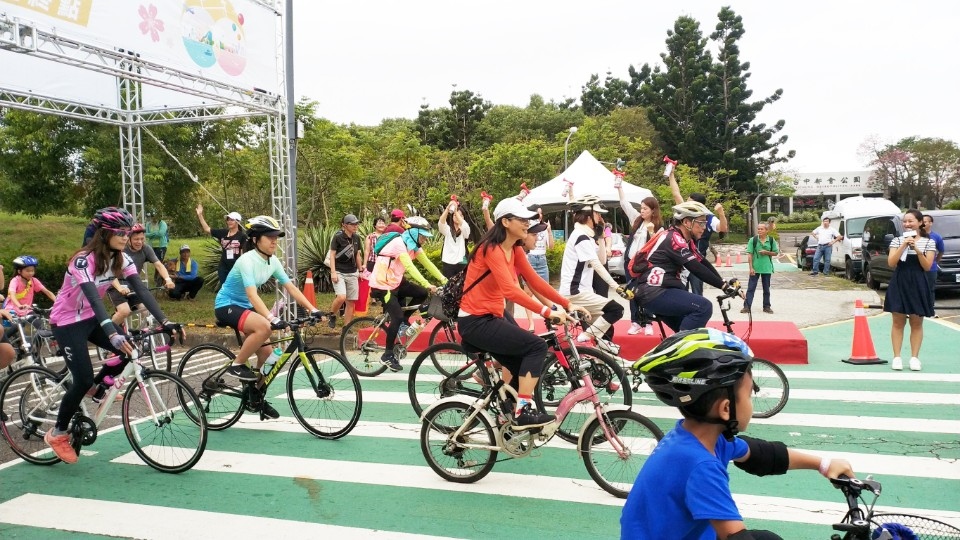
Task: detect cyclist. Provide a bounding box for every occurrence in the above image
[106,223,176,326]
[622,329,855,540]
[368,216,446,372]
[214,216,324,418]
[631,201,738,331]
[559,195,631,355]
[44,207,181,464]
[3,256,57,317]
[458,198,589,429]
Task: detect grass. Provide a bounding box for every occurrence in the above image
[0,212,89,263]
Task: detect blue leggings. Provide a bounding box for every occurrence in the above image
[642,288,713,332]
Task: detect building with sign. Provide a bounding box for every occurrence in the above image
[766,171,882,215]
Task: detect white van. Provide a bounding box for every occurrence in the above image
[821,196,901,280]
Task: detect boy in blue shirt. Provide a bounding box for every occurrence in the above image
[622,329,854,540]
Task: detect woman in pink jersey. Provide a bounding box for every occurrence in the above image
[44,207,182,465]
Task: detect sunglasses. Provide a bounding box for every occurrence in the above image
[692,219,708,226]
[103,227,132,237]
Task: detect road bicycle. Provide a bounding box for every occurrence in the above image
[418,315,663,499]
[830,475,960,539]
[0,325,207,473]
[339,293,457,376]
[176,313,361,439]
[408,316,632,445]
[627,281,791,418]
[97,289,173,372]
[1,307,64,376]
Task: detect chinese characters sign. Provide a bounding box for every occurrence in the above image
[3,0,93,26]
[791,171,878,196]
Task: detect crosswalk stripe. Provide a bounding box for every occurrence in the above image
[0,494,459,539]
[228,417,960,480]
[110,448,960,529]
[343,390,960,434]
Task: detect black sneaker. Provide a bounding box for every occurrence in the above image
[512,404,555,430]
[226,364,258,382]
[380,353,402,372]
[328,314,337,329]
[260,401,280,420]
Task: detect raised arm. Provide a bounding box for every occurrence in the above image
[195,203,212,235]
[669,170,684,205]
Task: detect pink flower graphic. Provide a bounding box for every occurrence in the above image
[138,4,164,42]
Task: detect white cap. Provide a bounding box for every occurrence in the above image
[225,211,242,221]
[493,198,537,220]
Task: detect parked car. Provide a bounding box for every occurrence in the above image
[860,210,960,290]
[608,233,627,281]
[822,196,901,280]
[795,234,816,270]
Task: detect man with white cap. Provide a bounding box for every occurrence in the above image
[559,195,632,355]
[196,203,247,288]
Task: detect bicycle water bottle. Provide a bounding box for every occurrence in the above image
[261,347,282,376]
[405,319,425,338]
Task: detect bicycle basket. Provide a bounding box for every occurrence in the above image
[871,514,960,540]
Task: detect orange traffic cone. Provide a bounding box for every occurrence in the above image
[843,299,886,365]
[724,251,732,268]
[304,269,317,307]
[735,251,742,265]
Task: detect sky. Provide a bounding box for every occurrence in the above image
[291,0,960,173]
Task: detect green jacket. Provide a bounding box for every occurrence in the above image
[146,220,168,249]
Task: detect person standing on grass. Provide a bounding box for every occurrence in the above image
[329,214,363,327]
[742,222,778,314]
[196,204,247,288]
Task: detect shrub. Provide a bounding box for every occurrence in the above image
[546,242,565,278]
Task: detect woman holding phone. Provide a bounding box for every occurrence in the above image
[883,209,937,371]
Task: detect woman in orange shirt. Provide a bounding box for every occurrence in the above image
[457,198,589,430]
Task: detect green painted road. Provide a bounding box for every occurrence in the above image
[1,314,959,539]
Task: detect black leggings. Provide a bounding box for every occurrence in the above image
[52,319,127,432]
[370,279,428,351]
[458,314,548,379]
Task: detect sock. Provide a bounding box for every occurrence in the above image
[516,394,532,415]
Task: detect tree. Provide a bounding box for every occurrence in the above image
[580,72,628,116]
[861,136,960,208]
[448,88,491,150]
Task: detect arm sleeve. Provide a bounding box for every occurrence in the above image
[415,250,446,284]
[461,220,471,238]
[685,460,744,522]
[618,196,641,225]
[514,247,569,310]
[398,252,431,287]
[79,282,119,335]
[437,220,451,238]
[684,257,726,289]
[486,247,551,315]
[127,275,167,323]
[588,259,619,289]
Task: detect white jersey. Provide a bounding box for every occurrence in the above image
[559,224,599,296]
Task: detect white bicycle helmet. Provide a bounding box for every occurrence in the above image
[568,195,608,214]
[672,201,711,221]
[245,215,285,237]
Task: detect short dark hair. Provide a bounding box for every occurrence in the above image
[923,214,934,223]
[822,217,831,223]
[689,193,707,205]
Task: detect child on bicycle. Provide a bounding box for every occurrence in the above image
[622,329,855,540]
[45,207,182,464]
[215,216,324,418]
[367,216,447,372]
[458,198,589,429]
[3,255,57,317]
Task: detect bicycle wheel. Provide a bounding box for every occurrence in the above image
[579,409,663,499]
[122,370,208,473]
[32,332,67,376]
[0,365,65,465]
[408,342,477,418]
[420,400,497,484]
[286,347,362,439]
[751,357,789,419]
[427,320,460,349]
[176,344,244,430]
[870,513,960,538]
[535,347,632,445]
[340,316,389,377]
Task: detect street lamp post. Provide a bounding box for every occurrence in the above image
[563,126,578,237]
[564,126,578,169]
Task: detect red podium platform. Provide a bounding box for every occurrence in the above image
[359,318,807,364]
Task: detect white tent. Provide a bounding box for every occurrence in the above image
[523,151,654,213]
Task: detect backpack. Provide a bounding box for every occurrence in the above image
[373,232,402,256]
[628,229,669,278]
[431,265,491,322]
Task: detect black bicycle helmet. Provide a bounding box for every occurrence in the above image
[12,255,39,270]
[633,328,753,408]
[93,206,135,230]
[245,215,285,237]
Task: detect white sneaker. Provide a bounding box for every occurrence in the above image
[594,336,622,356]
[627,322,643,335]
[576,333,591,344]
[909,357,922,371]
[891,357,903,371]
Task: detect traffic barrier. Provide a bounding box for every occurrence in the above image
[304,269,316,307]
[842,299,886,365]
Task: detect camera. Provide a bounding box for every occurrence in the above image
[903,230,918,238]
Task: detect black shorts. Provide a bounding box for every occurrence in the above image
[106,282,141,310]
[215,305,254,331]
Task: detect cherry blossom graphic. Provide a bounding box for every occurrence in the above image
[138,4,165,42]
